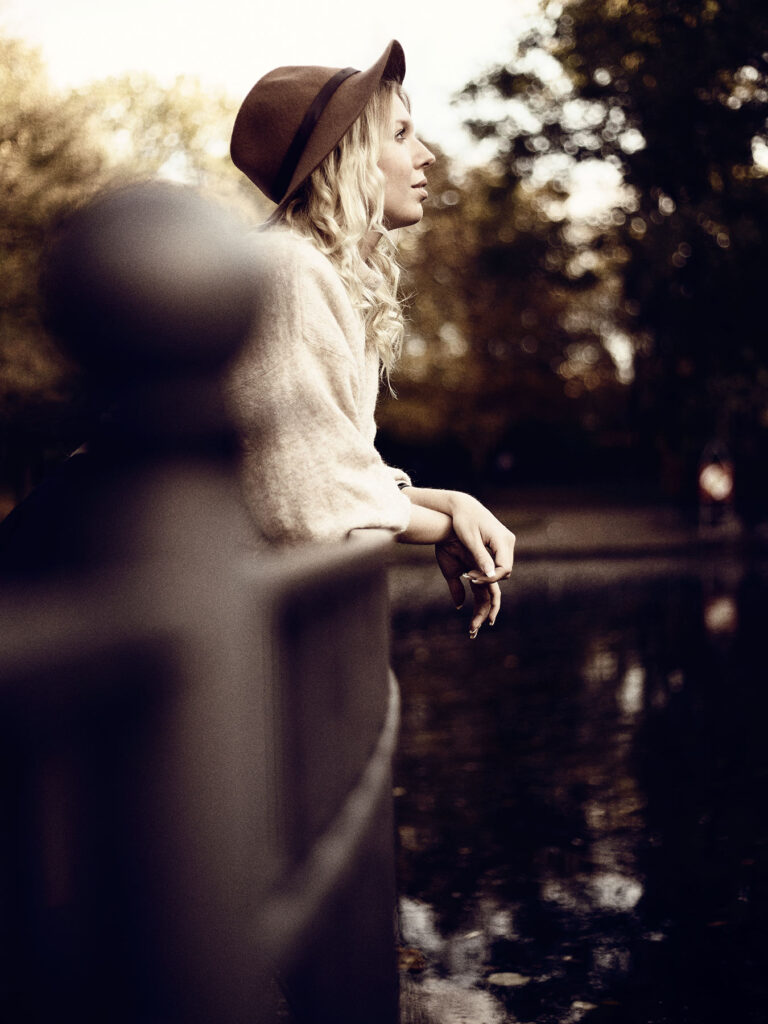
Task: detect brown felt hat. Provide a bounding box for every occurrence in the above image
[230,40,405,205]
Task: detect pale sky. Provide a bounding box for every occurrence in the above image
[1,0,545,162]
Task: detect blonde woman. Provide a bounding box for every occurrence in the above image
[228,40,515,637]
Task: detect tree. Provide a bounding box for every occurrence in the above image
[460,0,768,512]
[68,71,267,216]
[379,139,633,491]
[0,34,269,503]
[0,36,105,498]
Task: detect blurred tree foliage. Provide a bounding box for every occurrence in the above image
[1,36,101,496]
[0,33,267,502]
[385,0,768,513]
[381,146,631,491]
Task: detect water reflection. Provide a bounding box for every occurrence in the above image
[392,558,768,1023]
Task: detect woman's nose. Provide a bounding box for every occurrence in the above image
[416,140,436,168]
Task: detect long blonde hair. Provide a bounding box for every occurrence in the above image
[274,79,404,376]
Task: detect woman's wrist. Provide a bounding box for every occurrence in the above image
[401,485,478,519]
[443,489,482,518]
[396,503,453,544]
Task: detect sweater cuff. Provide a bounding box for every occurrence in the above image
[388,465,412,490]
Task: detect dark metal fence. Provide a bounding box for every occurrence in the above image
[0,184,400,1024]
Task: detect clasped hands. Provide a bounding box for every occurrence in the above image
[396,486,515,638]
[435,496,515,638]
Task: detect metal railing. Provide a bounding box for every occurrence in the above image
[0,184,400,1024]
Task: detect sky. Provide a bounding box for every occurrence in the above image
[1,0,546,163]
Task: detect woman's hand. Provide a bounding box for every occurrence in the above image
[397,486,516,638]
[446,492,515,585]
[434,533,501,637]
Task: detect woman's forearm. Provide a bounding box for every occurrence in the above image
[399,485,477,517]
[396,503,454,544]
[401,484,515,579]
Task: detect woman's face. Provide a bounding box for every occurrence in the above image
[378,93,435,229]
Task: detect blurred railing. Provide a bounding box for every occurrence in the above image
[0,185,400,1024]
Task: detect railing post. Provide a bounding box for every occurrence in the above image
[248,535,401,1024]
[1,183,267,1023]
[0,183,402,1024]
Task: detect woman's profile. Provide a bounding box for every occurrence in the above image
[228,39,515,637]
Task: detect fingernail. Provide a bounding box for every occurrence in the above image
[469,627,479,639]
[455,605,463,611]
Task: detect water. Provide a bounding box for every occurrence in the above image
[391,557,768,1024]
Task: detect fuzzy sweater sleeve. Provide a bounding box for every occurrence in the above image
[226,229,413,545]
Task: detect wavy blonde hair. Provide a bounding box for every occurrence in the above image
[273,79,405,376]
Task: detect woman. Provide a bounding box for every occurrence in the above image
[228,40,515,637]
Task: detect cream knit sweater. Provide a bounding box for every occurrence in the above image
[226,227,413,544]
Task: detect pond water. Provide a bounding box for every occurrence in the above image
[391,556,768,1024]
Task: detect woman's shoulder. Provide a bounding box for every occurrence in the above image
[253,225,336,281]
[251,226,353,331]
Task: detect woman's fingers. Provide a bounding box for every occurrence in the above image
[434,538,468,608]
[488,581,501,625]
[482,528,515,580]
[435,530,506,637]
[453,515,516,583]
[459,528,497,578]
[468,580,501,637]
[466,562,510,584]
[447,573,466,609]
